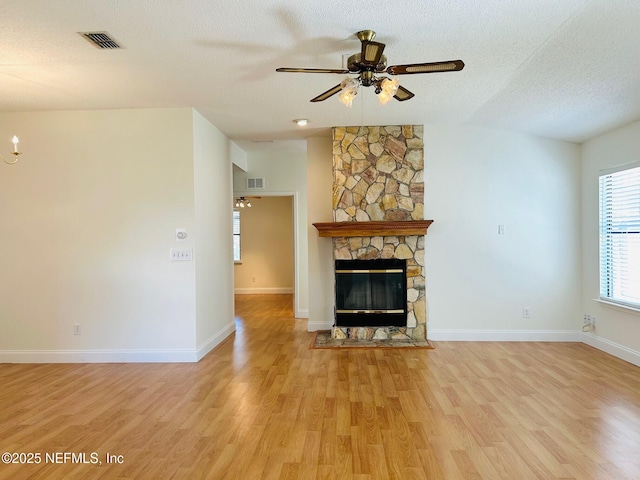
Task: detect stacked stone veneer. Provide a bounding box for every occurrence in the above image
[331,125,426,342]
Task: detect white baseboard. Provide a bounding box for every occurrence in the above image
[307,321,333,332]
[0,348,199,363]
[234,287,293,295]
[305,326,582,341]
[581,332,640,367]
[0,322,237,364]
[428,329,581,342]
[8,327,637,370]
[197,321,236,361]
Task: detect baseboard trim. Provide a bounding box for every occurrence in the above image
[234,287,293,295]
[0,348,199,364]
[581,332,640,367]
[197,321,236,361]
[307,321,333,332]
[304,326,582,342]
[295,308,309,319]
[0,323,237,364]
[428,329,581,342]
[8,328,637,368]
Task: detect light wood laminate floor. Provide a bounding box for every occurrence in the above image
[1,294,640,479]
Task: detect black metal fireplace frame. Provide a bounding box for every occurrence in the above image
[334,258,408,327]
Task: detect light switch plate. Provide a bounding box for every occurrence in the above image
[170,248,192,261]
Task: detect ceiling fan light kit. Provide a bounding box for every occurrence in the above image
[276,30,464,106]
[338,78,359,107]
[376,77,399,105]
[235,197,252,208]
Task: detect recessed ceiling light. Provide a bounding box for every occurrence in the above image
[293,119,308,127]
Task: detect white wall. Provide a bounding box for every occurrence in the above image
[230,141,247,171]
[425,124,582,340]
[233,143,309,318]
[306,136,334,331]
[581,120,640,365]
[0,108,235,362]
[193,110,235,359]
[305,125,583,339]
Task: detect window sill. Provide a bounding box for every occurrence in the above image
[234,261,242,265]
[594,298,640,316]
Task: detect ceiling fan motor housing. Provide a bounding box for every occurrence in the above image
[347,53,387,74]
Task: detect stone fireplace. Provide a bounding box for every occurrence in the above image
[314,125,431,342]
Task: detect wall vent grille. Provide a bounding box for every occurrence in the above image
[246,178,265,190]
[78,32,123,49]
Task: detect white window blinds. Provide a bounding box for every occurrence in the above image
[599,162,640,308]
[233,210,241,262]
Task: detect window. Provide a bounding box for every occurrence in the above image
[233,210,241,262]
[599,162,640,308]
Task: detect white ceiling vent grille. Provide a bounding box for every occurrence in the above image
[78,32,123,49]
[246,177,265,190]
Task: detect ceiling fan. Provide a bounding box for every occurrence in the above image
[276,30,464,105]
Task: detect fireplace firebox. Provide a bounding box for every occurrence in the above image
[334,259,407,327]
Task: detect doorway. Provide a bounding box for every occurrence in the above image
[233,196,295,309]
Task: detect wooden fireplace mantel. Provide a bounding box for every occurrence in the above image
[313,220,433,238]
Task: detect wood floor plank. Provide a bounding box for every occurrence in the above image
[2,294,640,479]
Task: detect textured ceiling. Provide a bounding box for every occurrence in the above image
[1,0,639,150]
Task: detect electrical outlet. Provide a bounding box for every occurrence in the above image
[522,307,530,318]
[582,314,596,332]
[74,324,81,335]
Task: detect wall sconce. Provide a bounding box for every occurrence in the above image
[1,136,22,165]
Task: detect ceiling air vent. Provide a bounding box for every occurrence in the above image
[246,177,265,190]
[78,31,123,49]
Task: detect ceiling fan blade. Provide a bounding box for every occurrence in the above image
[393,85,414,102]
[310,84,343,102]
[386,60,464,75]
[276,67,349,74]
[360,41,386,66]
